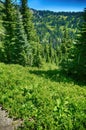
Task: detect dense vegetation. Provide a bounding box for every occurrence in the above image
[0,1,84,67]
[0,0,41,66]
[32,9,83,46]
[60,8,86,81]
[0,63,86,130]
[0,0,86,129]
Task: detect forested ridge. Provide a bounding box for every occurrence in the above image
[32,9,83,45]
[0,0,86,130]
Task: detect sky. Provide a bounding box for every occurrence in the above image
[29,0,86,12]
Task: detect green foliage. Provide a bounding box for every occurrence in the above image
[60,8,86,81]
[33,10,83,46]
[0,1,84,67]
[0,0,41,66]
[13,10,29,66]
[2,0,30,65]
[0,63,86,130]
[21,0,37,43]
[19,0,42,66]
[32,43,43,67]
[2,0,16,63]
[74,9,86,79]
[0,2,86,129]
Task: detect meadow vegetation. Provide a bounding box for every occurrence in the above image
[0,63,86,130]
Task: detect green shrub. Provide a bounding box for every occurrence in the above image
[0,63,86,130]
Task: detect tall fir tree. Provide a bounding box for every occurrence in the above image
[21,0,42,66]
[60,27,74,72]
[21,0,38,43]
[60,8,86,81]
[3,0,16,63]
[13,3,30,66]
[44,44,50,62]
[3,0,30,65]
[73,8,86,78]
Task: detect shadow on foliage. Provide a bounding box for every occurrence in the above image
[29,69,74,83]
[29,69,86,86]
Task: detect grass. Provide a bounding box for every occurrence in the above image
[0,62,86,130]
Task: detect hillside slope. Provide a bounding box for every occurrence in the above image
[32,9,83,46]
[0,2,83,46]
[0,63,86,129]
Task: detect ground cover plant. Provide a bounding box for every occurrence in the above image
[0,62,86,130]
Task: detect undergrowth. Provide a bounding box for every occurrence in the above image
[0,62,86,130]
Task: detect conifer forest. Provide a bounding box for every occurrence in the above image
[0,0,86,130]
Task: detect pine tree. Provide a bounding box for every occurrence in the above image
[60,27,72,56]
[3,0,16,63]
[33,43,43,67]
[60,27,73,71]
[55,44,62,64]
[3,0,30,65]
[13,6,30,66]
[21,0,41,66]
[73,8,86,78]
[49,43,54,63]
[61,8,86,80]
[44,44,50,62]
[21,0,38,43]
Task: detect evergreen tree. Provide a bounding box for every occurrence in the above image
[21,0,41,66]
[44,44,50,62]
[3,0,16,63]
[33,43,43,67]
[55,44,62,64]
[60,27,72,55]
[3,0,30,65]
[13,6,29,66]
[60,27,73,71]
[21,0,38,43]
[49,43,52,63]
[60,8,86,81]
[73,8,86,78]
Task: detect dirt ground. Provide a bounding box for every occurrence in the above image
[0,106,22,130]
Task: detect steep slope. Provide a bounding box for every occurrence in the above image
[32,9,83,46]
[0,1,83,46]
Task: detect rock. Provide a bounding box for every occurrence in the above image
[0,107,22,130]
